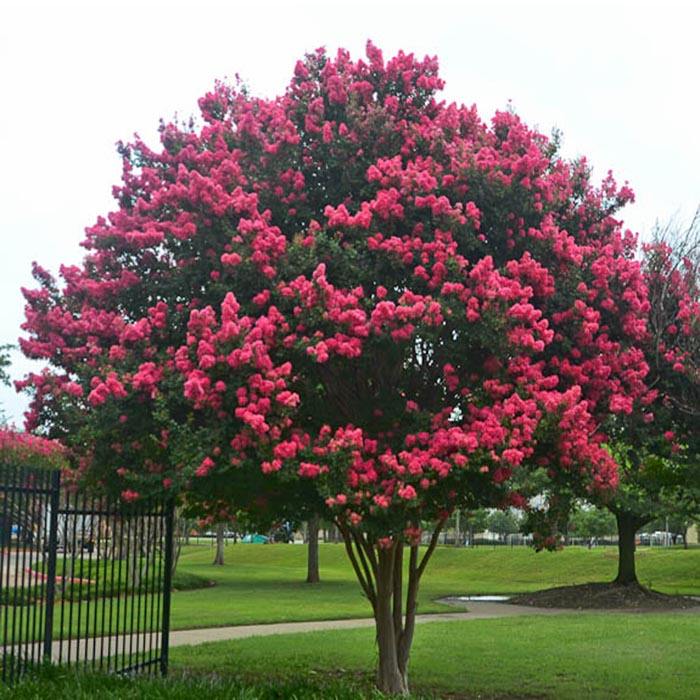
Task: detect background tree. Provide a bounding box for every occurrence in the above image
[0,344,12,425]
[19,44,654,694]
[463,508,490,545]
[599,212,700,584]
[486,509,522,541]
[305,514,321,583]
[0,345,10,387]
[568,503,617,542]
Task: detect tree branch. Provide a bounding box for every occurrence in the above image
[336,519,376,610]
[392,540,403,639]
[417,517,447,580]
[398,542,420,674]
[357,530,379,578]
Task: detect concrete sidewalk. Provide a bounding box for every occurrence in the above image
[12,600,700,663]
[167,600,567,647]
[9,601,566,664]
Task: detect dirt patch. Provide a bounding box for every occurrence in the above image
[509,582,699,610]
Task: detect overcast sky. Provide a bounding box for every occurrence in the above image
[1,0,698,426]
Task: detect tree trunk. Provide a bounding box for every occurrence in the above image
[335,518,446,696]
[614,512,640,585]
[213,523,225,566]
[306,515,320,583]
[375,546,409,694]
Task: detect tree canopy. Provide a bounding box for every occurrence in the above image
[19,43,674,694]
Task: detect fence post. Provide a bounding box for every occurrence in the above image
[160,500,175,677]
[43,469,61,662]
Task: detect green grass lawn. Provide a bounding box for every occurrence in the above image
[0,565,208,644]
[0,667,381,699]
[168,543,700,630]
[167,612,700,699]
[7,612,695,698]
[2,543,697,643]
[2,546,699,697]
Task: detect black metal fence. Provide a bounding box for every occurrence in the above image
[0,464,174,684]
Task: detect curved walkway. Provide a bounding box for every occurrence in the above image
[14,600,700,663]
[166,599,700,648]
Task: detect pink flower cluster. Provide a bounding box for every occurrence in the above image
[0,429,67,471]
[17,41,696,539]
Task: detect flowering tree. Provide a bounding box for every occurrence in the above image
[0,347,67,469]
[598,214,700,584]
[19,44,654,693]
[0,429,67,471]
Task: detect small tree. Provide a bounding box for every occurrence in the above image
[19,44,655,694]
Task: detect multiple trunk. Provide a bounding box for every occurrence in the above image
[306,515,320,584]
[213,522,225,566]
[337,518,445,695]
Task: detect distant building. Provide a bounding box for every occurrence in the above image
[688,524,699,545]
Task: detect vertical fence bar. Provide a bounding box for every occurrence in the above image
[126,510,134,672]
[0,466,10,684]
[3,467,16,683]
[37,469,52,666]
[43,470,60,663]
[22,471,39,673]
[20,475,32,674]
[1,465,15,684]
[57,494,69,665]
[66,488,79,666]
[9,467,27,683]
[17,470,30,676]
[98,504,111,671]
[30,471,46,668]
[91,501,105,671]
[141,506,153,670]
[133,507,143,671]
[143,505,156,669]
[147,511,159,674]
[108,511,121,671]
[138,508,146,669]
[36,471,50,666]
[153,508,164,674]
[160,500,174,677]
[77,492,87,666]
[83,498,94,668]
[0,467,7,684]
[126,516,135,671]
[115,512,125,670]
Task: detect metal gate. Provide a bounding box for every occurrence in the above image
[0,464,174,684]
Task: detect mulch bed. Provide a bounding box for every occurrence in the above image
[509,582,699,610]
